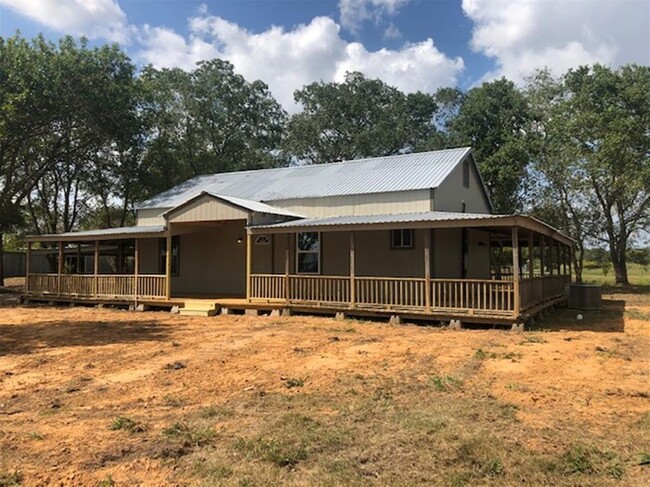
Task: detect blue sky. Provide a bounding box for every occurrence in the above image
[1,0,648,111]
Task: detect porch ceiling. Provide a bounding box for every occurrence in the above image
[248,211,574,246]
[25,225,166,243]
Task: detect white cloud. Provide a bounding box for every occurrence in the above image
[138,15,464,112]
[0,0,129,43]
[463,0,650,82]
[339,0,411,33]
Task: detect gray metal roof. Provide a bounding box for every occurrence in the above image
[163,191,304,218]
[250,211,506,230]
[27,225,166,242]
[138,147,473,210]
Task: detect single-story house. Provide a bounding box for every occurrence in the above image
[25,147,573,325]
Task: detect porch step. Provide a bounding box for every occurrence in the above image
[179,299,219,317]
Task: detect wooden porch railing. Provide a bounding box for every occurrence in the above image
[251,274,517,317]
[27,274,167,300]
[519,275,569,311]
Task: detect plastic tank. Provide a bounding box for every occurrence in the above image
[568,283,602,310]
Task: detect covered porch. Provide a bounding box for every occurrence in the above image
[247,213,573,324]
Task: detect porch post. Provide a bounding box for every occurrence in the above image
[245,233,252,302]
[528,230,534,279]
[284,234,290,304]
[511,227,520,318]
[26,241,32,293]
[349,231,356,309]
[539,234,546,277]
[93,240,99,297]
[556,240,561,276]
[134,238,139,305]
[424,228,431,313]
[165,230,172,300]
[57,241,63,296]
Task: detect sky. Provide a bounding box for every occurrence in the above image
[0,0,648,112]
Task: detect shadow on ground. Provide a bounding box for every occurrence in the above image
[535,298,626,332]
[0,319,174,355]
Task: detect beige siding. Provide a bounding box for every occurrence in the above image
[137,238,161,274]
[466,229,490,279]
[433,158,491,213]
[136,208,168,226]
[172,221,247,296]
[168,195,249,223]
[434,229,462,278]
[269,190,431,218]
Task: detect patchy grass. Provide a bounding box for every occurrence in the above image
[1,288,648,485]
[109,416,144,433]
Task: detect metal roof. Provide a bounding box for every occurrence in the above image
[250,211,506,230]
[27,225,166,242]
[163,192,303,218]
[248,211,575,245]
[138,147,473,210]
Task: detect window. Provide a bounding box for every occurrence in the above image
[463,159,470,188]
[159,236,180,276]
[296,232,320,274]
[391,229,414,249]
[255,235,271,245]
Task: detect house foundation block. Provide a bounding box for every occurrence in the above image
[511,322,525,332]
[170,305,180,315]
[448,319,463,330]
[389,315,402,325]
[245,309,260,316]
[281,309,292,317]
[335,312,346,321]
[220,307,233,315]
[270,309,282,317]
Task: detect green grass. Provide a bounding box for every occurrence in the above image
[109,416,143,433]
[582,263,650,286]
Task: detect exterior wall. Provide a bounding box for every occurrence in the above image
[268,190,432,218]
[138,238,160,274]
[136,208,167,226]
[433,157,491,213]
[171,220,247,296]
[466,229,490,279]
[434,229,462,278]
[167,196,249,223]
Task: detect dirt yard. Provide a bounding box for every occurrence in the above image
[0,281,648,486]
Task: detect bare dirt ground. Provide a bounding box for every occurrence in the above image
[0,278,648,486]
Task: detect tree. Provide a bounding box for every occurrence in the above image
[446,78,532,213]
[563,65,650,285]
[0,34,61,285]
[526,65,650,285]
[284,72,438,164]
[22,37,141,235]
[140,60,287,197]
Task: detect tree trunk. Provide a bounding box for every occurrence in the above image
[611,242,629,285]
[0,232,4,287]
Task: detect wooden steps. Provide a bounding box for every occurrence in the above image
[179,299,219,317]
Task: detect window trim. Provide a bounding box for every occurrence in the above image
[296,232,321,274]
[390,229,415,250]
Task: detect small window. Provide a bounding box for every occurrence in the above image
[296,232,320,274]
[391,229,414,249]
[255,235,271,245]
[463,159,470,188]
[159,236,180,276]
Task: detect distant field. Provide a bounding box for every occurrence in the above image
[582,263,649,287]
[0,288,648,486]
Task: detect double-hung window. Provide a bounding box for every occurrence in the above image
[296,232,320,274]
[391,229,414,249]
